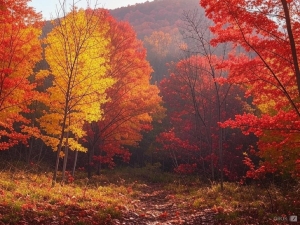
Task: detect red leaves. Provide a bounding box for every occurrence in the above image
[159,211,168,219]
[156,129,199,153]
[0,68,13,75]
[174,163,197,175]
[221,110,300,177]
[158,54,247,179]
[64,171,74,183]
[92,145,132,169]
[243,156,278,180]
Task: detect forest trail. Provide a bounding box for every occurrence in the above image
[116,184,216,225]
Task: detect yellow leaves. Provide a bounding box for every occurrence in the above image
[137,113,152,123]
[35,69,50,81]
[46,10,110,74]
[179,42,188,51]
[67,138,87,153]
[39,9,114,153]
[144,31,172,57]
[59,151,65,158]
[40,135,60,151]
[257,97,276,114]
[21,126,41,139]
[40,134,87,153]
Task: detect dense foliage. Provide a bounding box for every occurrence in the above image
[200,0,300,179]
[157,56,250,181]
[0,0,299,213]
[0,0,42,150]
[0,0,299,223]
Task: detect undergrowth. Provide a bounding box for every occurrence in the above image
[0,162,299,224]
[165,180,300,224]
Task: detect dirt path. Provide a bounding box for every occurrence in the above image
[115,184,216,225]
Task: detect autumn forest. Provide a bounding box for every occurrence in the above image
[0,0,299,224]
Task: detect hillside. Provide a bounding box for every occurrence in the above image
[110,0,206,82]
[110,0,202,40]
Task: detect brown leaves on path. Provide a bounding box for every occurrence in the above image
[119,184,216,225]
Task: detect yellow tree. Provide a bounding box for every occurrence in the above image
[38,7,114,185]
[144,31,173,81]
[144,31,172,58]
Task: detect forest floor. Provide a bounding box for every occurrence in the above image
[0,163,299,225]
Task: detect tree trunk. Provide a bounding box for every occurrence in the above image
[61,132,69,185]
[87,145,95,179]
[52,141,63,187]
[281,0,300,96]
[96,160,101,175]
[219,127,224,191]
[52,123,65,187]
[72,150,78,177]
[37,141,44,162]
[211,152,215,181]
[61,115,71,185]
[27,137,33,164]
[52,111,68,187]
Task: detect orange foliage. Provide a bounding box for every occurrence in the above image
[0,0,42,150]
[85,10,164,168]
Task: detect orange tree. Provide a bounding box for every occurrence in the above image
[200,0,300,178]
[84,10,164,177]
[0,0,42,150]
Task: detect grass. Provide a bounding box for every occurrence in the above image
[0,163,299,224]
[164,180,300,224]
[0,168,135,224]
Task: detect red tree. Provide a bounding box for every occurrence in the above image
[200,0,300,178]
[157,55,247,181]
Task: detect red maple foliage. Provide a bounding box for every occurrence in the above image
[157,55,249,180]
[200,0,300,178]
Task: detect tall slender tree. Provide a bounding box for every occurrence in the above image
[38,4,114,186]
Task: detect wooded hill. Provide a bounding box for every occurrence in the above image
[110,0,202,39]
[110,0,205,82]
